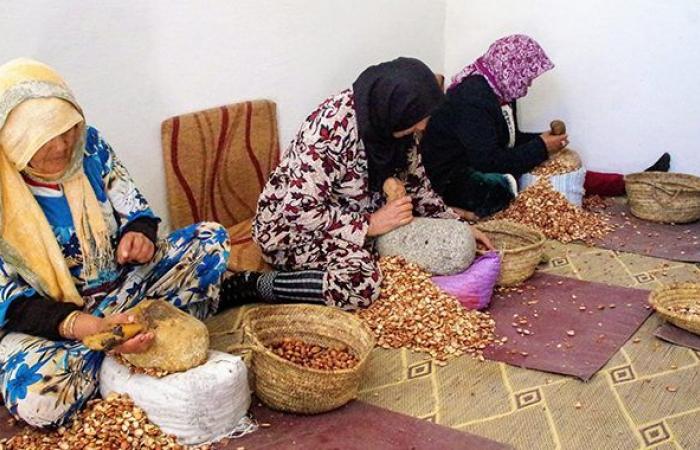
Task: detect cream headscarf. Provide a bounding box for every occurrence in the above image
[0,58,113,306]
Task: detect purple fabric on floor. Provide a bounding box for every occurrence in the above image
[432,252,501,310]
[0,406,11,441]
[483,272,653,380]
[593,203,700,263]
[654,323,700,351]
[232,400,512,450]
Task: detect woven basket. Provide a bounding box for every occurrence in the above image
[239,304,375,414]
[625,172,700,223]
[476,220,545,286]
[649,283,700,335]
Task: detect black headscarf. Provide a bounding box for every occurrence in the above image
[352,57,444,192]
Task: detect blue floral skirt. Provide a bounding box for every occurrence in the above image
[0,222,230,428]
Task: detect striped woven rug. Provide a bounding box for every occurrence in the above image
[162,100,279,271]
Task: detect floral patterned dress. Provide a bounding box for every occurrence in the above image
[0,127,230,428]
[253,89,457,309]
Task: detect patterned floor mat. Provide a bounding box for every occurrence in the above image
[208,241,700,450]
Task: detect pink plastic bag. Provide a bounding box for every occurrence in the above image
[431,252,501,310]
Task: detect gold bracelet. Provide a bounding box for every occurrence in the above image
[67,311,81,339]
[59,312,72,338]
[60,311,81,340]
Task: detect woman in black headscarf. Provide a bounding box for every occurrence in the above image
[220,58,490,310]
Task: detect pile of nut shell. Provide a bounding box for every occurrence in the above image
[582,194,613,211]
[494,179,615,243]
[530,156,578,177]
[0,393,206,450]
[269,338,359,370]
[358,256,496,364]
[115,354,170,378]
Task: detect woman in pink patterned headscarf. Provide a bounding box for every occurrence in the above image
[420,34,670,218]
[419,34,567,218]
[447,34,555,103]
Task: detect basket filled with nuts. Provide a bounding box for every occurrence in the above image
[649,283,700,335]
[476,220,545,286]
[239,304,375,414]
[625,172,700,223]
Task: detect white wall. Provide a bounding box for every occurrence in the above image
[1,0,446,228]
[5,0,698,225]
[445,0,700,176]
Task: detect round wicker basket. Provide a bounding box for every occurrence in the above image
[625,172,700,224]
[649,283,700,335]
[240,304,375,414]
[476,220,545,286]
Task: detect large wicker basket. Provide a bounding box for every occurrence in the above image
[649,283,700,335]
[625,172,700,223]
[476,220,545,286]
[240,304,375,414]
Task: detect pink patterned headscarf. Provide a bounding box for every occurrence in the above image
[448,34,554,103]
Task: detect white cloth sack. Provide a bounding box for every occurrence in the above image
[519,166,587,206]
[100,350,253,445]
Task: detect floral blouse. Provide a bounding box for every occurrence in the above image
[253,89,457,254]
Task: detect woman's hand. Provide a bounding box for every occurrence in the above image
[472,226,495,251]
[450,206,480,222]
[367,196,414,237]
[117,232,155,265]
[71,312,155,354]
[540,131,569,155]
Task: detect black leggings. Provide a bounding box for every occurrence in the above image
[442,167,515,218]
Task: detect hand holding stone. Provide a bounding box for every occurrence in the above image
[550,120,566,136]
[383,177,407,203]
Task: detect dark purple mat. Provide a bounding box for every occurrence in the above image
[483,273,652,380]
[233,401,511,450]
[1,398,510,450]
[654,323,700,351]
[593,203,700,262]
[0,411,10,441]
[0,404,15,441]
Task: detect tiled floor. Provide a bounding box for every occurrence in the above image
[2,239,699,449]
[348,245,700,449]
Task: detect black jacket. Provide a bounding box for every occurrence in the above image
[420,75,548,195]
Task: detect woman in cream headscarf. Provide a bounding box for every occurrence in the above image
[0,58,231,428]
